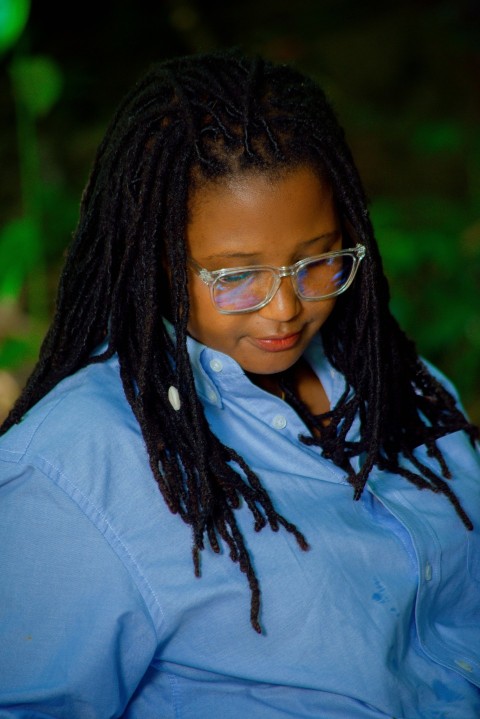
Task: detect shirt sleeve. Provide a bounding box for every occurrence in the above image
[0,459,158,718]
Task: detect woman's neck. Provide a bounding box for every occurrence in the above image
[247,358,330,416]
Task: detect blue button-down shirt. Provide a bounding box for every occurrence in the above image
[1,333,479,718]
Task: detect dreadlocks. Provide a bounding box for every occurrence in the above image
[2,49,477,632]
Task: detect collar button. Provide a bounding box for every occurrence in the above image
[209,359,223,373]
[272,414,287,430]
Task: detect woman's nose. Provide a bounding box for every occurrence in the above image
[257,276,301,321]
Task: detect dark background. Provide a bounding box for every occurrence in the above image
[1,0,479,422]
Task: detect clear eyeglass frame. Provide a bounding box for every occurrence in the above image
[188,243,366,315]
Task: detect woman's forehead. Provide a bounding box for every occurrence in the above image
[186,167,338,265]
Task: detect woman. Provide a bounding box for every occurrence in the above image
[1,49,479,718]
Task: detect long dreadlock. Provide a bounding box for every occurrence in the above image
[2,49,478,632]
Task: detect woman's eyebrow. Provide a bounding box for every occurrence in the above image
[202,250,263,262]
[203,231,341,262]
[297,231,340,250]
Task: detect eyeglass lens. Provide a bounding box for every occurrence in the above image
[213,254,355,312]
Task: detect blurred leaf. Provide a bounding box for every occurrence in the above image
[0,336,34,367]
[411,121,464,154]
[0,216,41,299]
[11,55,63,117]
[0,0,29,53]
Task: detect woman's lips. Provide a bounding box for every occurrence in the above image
[250,332,301,352]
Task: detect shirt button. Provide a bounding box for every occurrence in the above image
[209,359,223,372]
[424,562,432,581]
[272,414,287,430]
[207,389,218,403]
[455,659,473,672]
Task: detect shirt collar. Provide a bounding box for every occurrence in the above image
[162,318,344,410]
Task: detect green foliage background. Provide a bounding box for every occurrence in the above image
[0,0,479,422]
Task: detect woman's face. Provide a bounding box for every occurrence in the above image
[186,166,341,376]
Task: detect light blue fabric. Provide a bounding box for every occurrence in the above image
[1,333,479,718]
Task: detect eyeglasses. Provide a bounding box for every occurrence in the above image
[188,244,366,314]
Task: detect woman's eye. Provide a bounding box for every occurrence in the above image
[221,271,254,285]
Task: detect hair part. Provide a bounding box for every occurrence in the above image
[2,48,478,632]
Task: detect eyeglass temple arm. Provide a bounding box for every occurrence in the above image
[187,257,214,285]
